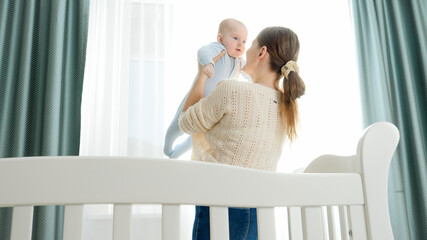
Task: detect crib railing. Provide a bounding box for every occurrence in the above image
[0,122,399,240]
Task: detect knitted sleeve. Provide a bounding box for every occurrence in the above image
[179,81,230,135]
[197,42,226,67]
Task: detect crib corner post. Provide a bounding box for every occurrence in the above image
[356,122,399,240]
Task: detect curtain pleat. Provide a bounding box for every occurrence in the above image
[350,0,427,239]
[0,1,89,239]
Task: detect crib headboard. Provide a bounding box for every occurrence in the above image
[303,121,399,240]
[0,122,399,240]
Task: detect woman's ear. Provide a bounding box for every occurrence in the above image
[258,46,268,59]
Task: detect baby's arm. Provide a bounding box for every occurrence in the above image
[183,50,226,112]
[197,42,226,79]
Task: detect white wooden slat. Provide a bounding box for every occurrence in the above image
[302,207,324,240]
[11,206,33,240]
[162,204,181,240]
[320,207,328,240]
[210,206,229,240]
[347,205,368,240]
[63,205,84,240]
[113,204,132,240]
[339,206,350,240]
[287,207,303,240]
[326,206,338,240]
[257,207,276,240]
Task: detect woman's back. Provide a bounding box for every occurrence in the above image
[179,80,286,171]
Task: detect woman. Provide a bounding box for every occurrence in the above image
[179,26,305,240]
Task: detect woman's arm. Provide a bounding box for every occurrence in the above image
[183,50,226,112]
[179,80,231,135]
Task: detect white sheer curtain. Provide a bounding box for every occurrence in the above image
[80,0,361,239]
[80,0,131,157]
[80,0,181,239]
[80,0,172,158]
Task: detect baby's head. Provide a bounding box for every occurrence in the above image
[217,18,248,58]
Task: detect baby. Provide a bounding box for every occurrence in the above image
[163,18,248,158]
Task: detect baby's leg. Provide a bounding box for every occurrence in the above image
[163,92,188,157]
[169,136,192,159]
[164,88,198,158]
[164,64,210,158]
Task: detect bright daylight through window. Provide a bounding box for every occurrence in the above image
[128,0,362,173]
[83,0,363,239]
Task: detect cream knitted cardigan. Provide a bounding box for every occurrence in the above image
[179,80,286,171]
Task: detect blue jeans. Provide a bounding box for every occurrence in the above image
[192,206,258,240]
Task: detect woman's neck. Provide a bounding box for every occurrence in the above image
[249,54,280,90]
[252,71,278,90]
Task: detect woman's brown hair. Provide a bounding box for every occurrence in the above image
[257,27,305,141]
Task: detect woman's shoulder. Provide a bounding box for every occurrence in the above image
[213,80,255,97]
[217,80,278,93]
[216,79,253,90]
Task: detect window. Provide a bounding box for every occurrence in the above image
[83,0,362,239]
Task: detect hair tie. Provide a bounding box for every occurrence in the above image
[281,60,299,79]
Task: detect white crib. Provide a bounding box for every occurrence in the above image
[0,122,399,240]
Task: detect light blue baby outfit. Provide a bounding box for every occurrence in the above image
[163,42,245,158]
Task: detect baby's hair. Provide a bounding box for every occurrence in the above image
[218,18,246,35]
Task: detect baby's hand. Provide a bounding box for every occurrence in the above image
[203,64,215,79]
[201,50,225,79]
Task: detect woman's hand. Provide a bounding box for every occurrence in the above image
[183,50,226,112]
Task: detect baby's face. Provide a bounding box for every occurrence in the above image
[219,24,248,58]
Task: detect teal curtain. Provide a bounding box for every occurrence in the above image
[350,0,426,239]
[0,0,89,239]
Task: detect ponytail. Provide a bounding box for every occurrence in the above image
[257,27,305,142]
[281,69,305,141]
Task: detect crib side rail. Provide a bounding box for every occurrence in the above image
[0,156,364,208]
[2,122,399,239]
[1,156,364,240]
